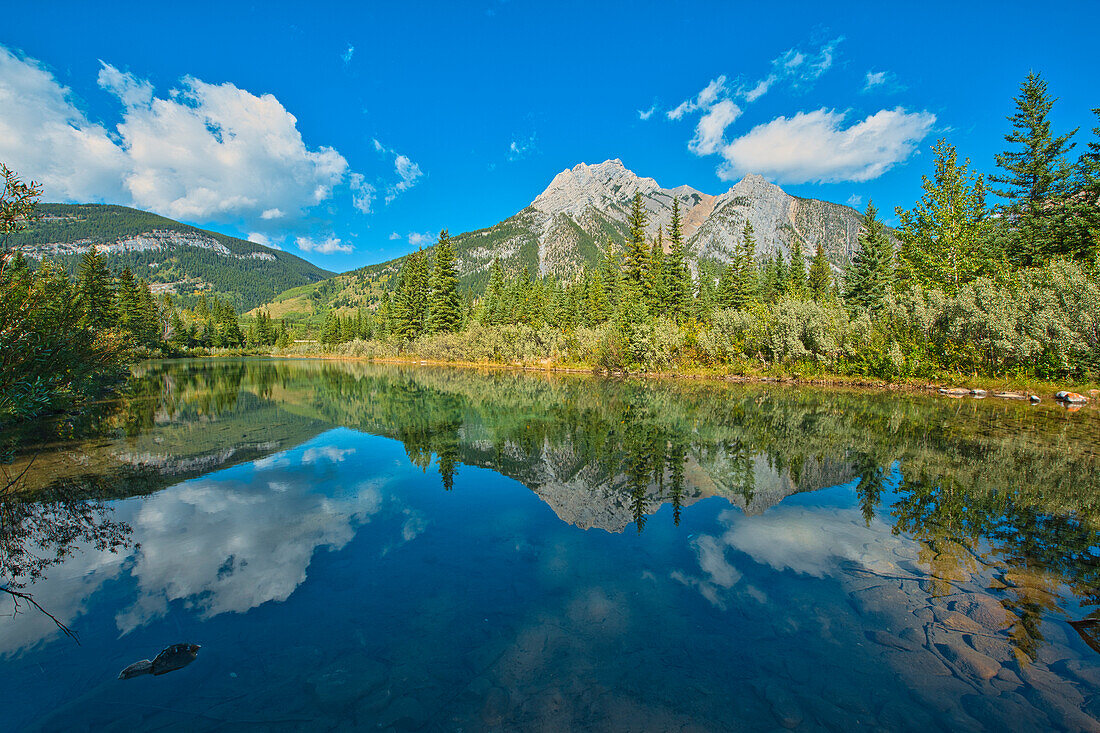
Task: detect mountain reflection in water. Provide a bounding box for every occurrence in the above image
[1,358,1098,731]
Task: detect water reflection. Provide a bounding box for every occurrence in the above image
[2,359,1098,730]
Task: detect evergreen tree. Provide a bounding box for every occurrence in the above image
[321,311,340,345]
[392,249,429,339]
[788,238,807,297]
[649,230,669,315]
[114,267,141,337]
[601,241,622,311]
[991,72,1078,265]
[895,139,993,293]
[730,220,758,309]
[483,258,507,325]
[808,243,831,301]
[665,199,692,321]
[624,193,651,294]
[844,201,894,310]
[427,229,461,334]
[1065,107,1100,261]
[77,249,114,331]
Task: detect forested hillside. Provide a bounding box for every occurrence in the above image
[9,204,332,309]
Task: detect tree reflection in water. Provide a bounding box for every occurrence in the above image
[6,358,1099,667]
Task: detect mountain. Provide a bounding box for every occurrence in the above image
[257,159,871,320]
[8,204,333,309]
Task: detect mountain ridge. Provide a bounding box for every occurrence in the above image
[9,203,334,309]
[257,159,871,320]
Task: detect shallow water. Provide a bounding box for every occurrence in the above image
[2,359,1099,731]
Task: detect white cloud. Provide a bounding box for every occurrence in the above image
[342,43,355,64]
[373,139,424,204]
[349,172,375,214]
[0,47,370,238]
[302,446,356,464]
[507,133,537,162]
[296,235,352,254]
[389,232,401,240]
[864,70,887,90]
[717,107,936,184]
[638,104,656,121]
[407,231,436,248]
[247,231,280,249]
[846,194,863,209]
[667,75,727,120]
[689,99,742,156]
[738,38,842,103]
[0,47,130,203]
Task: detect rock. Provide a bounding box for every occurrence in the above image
[957,596,1013,631]
[994,392,1027,400]
[1029,394,1041,404]
[309,660,389,712]
[1055,391,1089,403]
[866,629,921,652]
[940,387,971,396]
[934,609,987,635]
[938,641,1001,680]
[761,684,804,730]
[1058,658,1100,688]
[969,389,987,397]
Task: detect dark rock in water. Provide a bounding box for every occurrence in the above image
[1029,394,1041,404]
[118,659,153,680]
[119,644,201,679]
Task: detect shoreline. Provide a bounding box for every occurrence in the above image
[168,350,1099,402]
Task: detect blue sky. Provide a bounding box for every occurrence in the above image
[2,1,1098,272]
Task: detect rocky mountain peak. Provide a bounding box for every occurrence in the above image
[532,159,663,217]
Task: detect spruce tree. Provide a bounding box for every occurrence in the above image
[665,199,692,321]
[649,230,669,315]
[115,267,141,338]
[392,249,429,339]
[844,201,894,311]
[788,238,807,297]
[1065,107,1100,261]
[730,220,758,309]
[602,241,621,310]
[483,258,506,325]
[427,229,461,334]
[808,243,831,301]
[991,72,1077,265]
[624,192,651,294]
[77,249,114,332]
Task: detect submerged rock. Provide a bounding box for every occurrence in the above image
[939,387,971,397]
[993,392,1027,400]
[119,643,201,679]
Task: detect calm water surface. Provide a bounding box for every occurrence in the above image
[2,359,1099,731]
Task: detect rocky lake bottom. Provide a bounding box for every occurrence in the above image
[1,359,1098,731]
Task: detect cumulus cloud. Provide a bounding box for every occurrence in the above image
[0,46,372,238]
[689,99,742,156]
[846,194,863,209]
[862,69,904,94]
[638,104,656,121]
[349,172,375,214]
[296,235,353,254]
[717,107,936,184]
[864,71,886,90]
[389,232,402,240]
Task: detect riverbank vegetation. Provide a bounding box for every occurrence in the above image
[276,74,1100,382]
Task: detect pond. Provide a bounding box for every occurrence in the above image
[2,358,1099,731]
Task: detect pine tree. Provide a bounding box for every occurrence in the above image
[895,139,992,293]
[392,249,429,339]
[665,199,692,321]
[788,238,807,297]
[844,201,894,310]
[483,258,507,325]
[991,72,1078,265]
[427,229,461,334]
[770,248,789,301]
[602,241,621,311]
[649,230,669,315]
[77,249,114,332]
[321,311,340,345]
[730,220,758,309]
[115,267,141,338]
[1065,108,1100,261]
[624,193,651,294]
[808,243,831,301]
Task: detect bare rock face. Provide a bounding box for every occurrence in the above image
[453,159,869,280]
